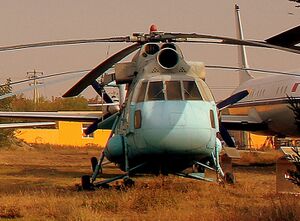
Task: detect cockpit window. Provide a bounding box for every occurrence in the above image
[166,81,182,100]
[183,81,202,100]
[135,80,204,103]
[147,81,164,101]
[137,81,147,103]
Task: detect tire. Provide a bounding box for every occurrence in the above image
[81,175,92,190]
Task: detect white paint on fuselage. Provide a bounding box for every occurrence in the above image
[229,74,300,136]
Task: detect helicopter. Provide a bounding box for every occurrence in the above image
[0,24,298,189]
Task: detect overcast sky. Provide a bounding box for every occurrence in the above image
[0,0,299,100]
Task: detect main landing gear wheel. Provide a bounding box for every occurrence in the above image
[81,175,94,191]
[224,172,235,184]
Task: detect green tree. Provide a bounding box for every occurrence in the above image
[11,95,92,111]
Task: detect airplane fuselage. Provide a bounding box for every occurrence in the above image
[228,75,300,137]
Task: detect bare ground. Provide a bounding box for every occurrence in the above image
[0,145,299,221]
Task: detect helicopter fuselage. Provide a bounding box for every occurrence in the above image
[103,43,221,173]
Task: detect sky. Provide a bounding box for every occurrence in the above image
[0,0,299,101]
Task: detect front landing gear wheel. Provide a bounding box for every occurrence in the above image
[123,178,135,188]
[81,175,94,190]
[225,172,235,184]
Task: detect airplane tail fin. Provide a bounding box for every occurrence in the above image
[235,4,253,85]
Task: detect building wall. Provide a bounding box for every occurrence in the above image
[15,121,111,147]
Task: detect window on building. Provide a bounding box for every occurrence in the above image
[82,123,94,138]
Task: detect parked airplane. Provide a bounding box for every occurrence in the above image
[0,24,298,189]
[221,5,300,138]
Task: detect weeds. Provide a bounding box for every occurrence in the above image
[0,146,299,220]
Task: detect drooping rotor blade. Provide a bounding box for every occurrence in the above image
[266,25,300,49]
[0,122,56,129]
[205,65,300,77]
[84,112,119,135]
[217,90,249,147]
[217,90,249,110]
[0,37,130,52]
[91,81,114,104]
[165,32,300,54]
[63,43,141,97]
[0,111,99,122]
[219,123,236,148]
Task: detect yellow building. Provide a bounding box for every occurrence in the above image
[15,121,111,147]
[14,120,277,149]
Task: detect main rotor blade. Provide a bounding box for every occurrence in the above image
[166,32,300,54]
[219,123,236,148]
[217,90,249,147]
[91,81,114,103]
[63,43,141,97]
[84,112,119,135]
[0,37,130,52]
[266,25,300,49]
[217,90,249,110]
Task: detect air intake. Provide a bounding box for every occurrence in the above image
[157,48,179,69]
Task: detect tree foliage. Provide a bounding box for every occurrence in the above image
[0,79,14,146]
[286,147,300,187]
[11,95,95,111]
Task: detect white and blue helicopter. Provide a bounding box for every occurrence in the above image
[0,25,299,189]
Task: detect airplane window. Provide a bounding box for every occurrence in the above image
[147,81,165,101]
[183,81,202,100]
[137,81,147,103]
[165,81,182,100]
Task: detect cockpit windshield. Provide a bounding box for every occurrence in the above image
[166,81,182,100]
[135,80,208,103]
[148,81,164,101]
[183,81,202,100]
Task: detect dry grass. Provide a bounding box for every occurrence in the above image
[0,145,299,221]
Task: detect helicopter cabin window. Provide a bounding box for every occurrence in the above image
[147,81,164,101]
[165,81,182,100]
[134,110,142,129]
[183,81,202,100]
[137,81,147,103]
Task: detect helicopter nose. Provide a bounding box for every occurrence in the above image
[136,102,216,154]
